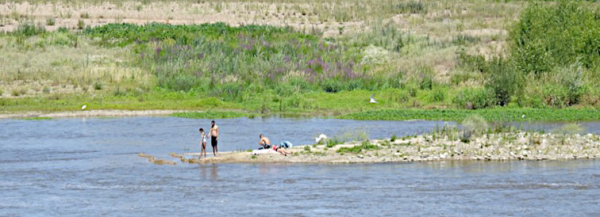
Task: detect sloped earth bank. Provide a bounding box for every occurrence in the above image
[146,132,600,164]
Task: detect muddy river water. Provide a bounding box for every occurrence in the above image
[1,117,599,216]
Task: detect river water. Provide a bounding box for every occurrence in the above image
[1,117,599,216]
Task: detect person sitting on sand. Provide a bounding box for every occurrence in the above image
[199,128,207,158]
[259,134,271,149]
[259,134,291,156]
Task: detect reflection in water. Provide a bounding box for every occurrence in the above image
[210,164,218,180]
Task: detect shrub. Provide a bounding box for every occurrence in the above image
[326,138,341,148]
[485,57,521,106]
[456,49,487,73]
[46,18,55,26]
[77,19,85,30]
[460,131,472,143]
[510,1,599,73]
[542,84,570,108]
[14,23,45,36]
[431,87,446,102]
[93,81,103,90]
[321,79,346,93]
[461,115,488,135]
[556,62,586,106]
[390,134,397,142]
[303,146,311,152]
[418,67,434,90]
[453,88,496,109]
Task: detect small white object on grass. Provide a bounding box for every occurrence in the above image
[315,134,328,143]
[522,114,525,119]
[370,94,377,103]
[81,105,87,110]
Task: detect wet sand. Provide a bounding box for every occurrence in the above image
[144,132,600,164]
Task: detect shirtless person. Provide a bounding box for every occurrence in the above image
[259,134,291,156]
[210,120,219,157]
[258,134,271,149]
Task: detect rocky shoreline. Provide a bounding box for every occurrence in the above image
[142,131,600,165]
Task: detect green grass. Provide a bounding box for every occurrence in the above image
[339,108,600,122]
[337,140,379,154]
[0,1,598,121]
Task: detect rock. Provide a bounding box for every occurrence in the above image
[357,155,364,159]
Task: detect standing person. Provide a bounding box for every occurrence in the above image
[198,128,207,158]
[210,120,219,157]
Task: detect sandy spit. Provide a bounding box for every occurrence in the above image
[143,132,600,165]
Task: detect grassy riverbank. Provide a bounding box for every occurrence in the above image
[0,0,598,121]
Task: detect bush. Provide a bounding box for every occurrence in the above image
[77,19,85,30]
[326,138,341,148]
[456,49,487,73]
[304,146,311,152]
[14,23,46,36]
[461,115,488,135]
[453,88,496,109]
[485,57,521,106]
[431,87,446,102]
[93,81,103,90]
[556,62,586,106]
[510,1,599,73]
[542,84,570,108]
[46,18,55,26]
[321,79,346,93]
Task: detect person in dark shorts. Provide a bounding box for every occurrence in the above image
[210,120,219,157]
[258,134,271,150]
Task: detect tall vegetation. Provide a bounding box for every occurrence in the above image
[510,0,599,73]
[455,0,598,109]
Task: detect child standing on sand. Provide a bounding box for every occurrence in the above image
[199,128,207,158]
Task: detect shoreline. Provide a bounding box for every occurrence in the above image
[2,108,598,122]
[142,131,600,165]
[0,110,185,119]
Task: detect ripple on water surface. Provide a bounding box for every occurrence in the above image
[1,117,599,216]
